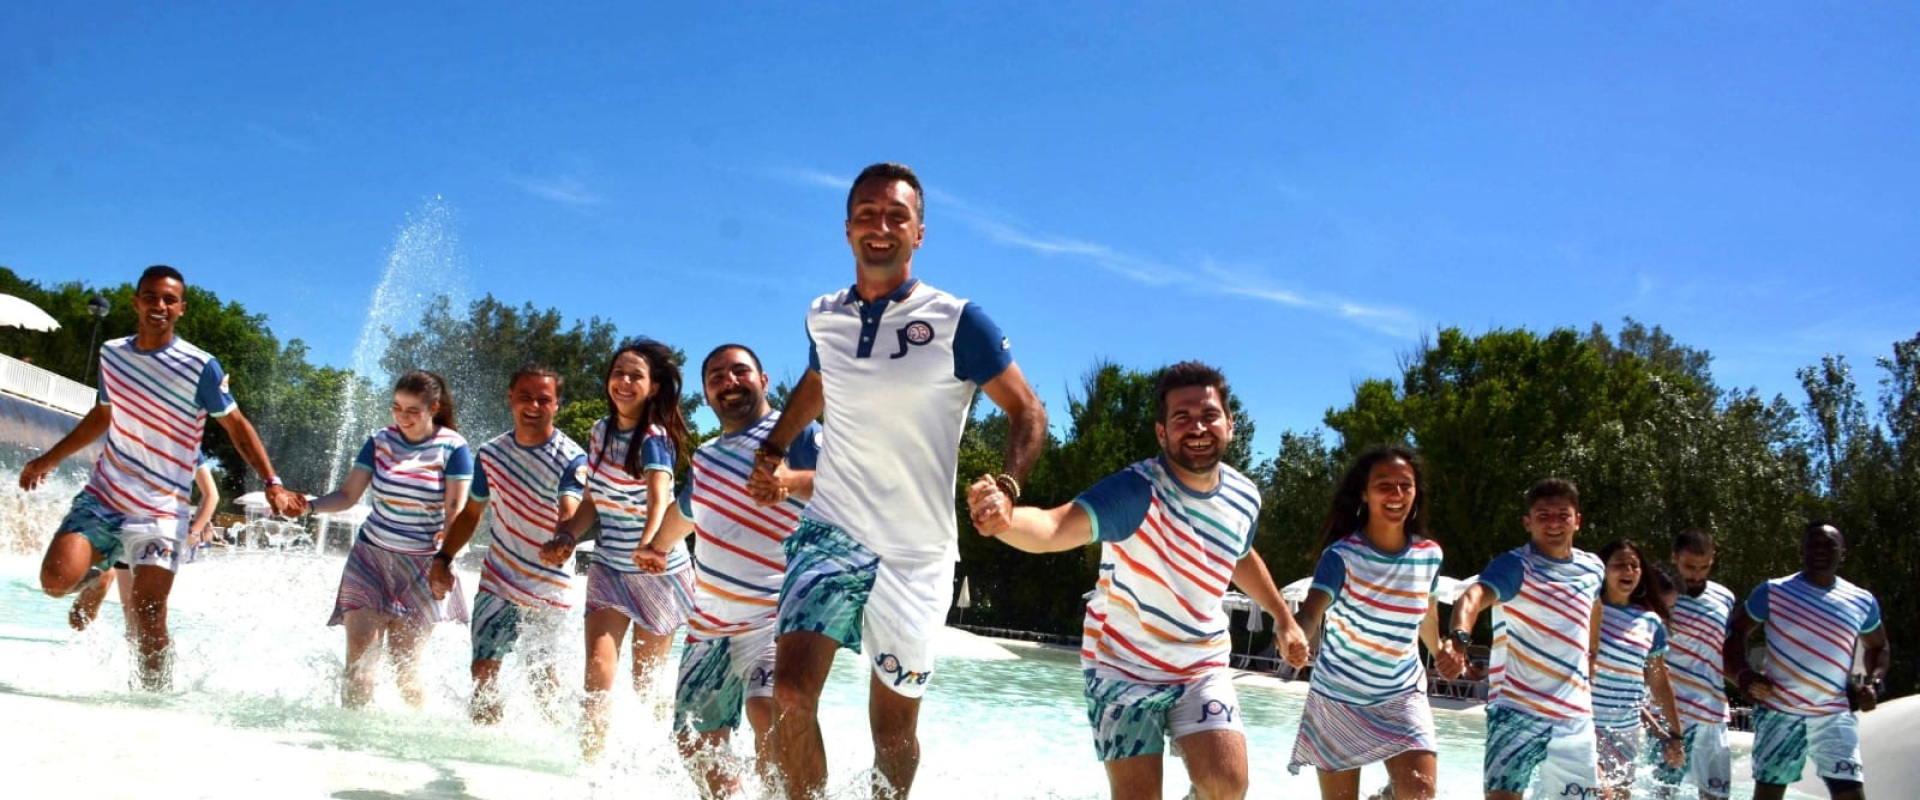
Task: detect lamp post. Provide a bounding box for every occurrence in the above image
[82,294,110,386]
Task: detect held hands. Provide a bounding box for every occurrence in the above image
[1278,623,1311,669]
[1850,680,1880,713]
[539,533,576,567]
[746,453,790,507]
[1661,736,1686,769]
[427,558,454,600]
[265,484,309,517]
[1435,640,1467,680]
[1739,670,1778,704]
[966,474,1013,537]
[632,545,669,574]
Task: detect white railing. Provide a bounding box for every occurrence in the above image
[0,353,97,416]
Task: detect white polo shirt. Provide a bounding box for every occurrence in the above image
[801,279,1012,563]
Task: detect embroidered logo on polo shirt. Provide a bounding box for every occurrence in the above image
[890,321,935,359]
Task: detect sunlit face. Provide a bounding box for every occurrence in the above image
[606,351,655,421]
[702,348,768,429]
[1361,458,1417,530]
[507,375,560,437]
[1522,497,1581,557]
[390,390,438,440]
[844,178,924,275]
[1156,385,1233,476]
[1605,548,1643,601]
[1801,525,1845,574]
[1674,548,1715,597]
[132,276,186,339]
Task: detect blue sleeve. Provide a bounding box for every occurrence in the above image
[1861,594,1882,633]
[198,357,237,416]
[1477,551,1525,602]
[352,437,377,473]
[1072,469,1153,544]
[807,322,821,373]
[952,302,1013,385]
[559,454,588,499]
[786,423,823,470]
[1310,548,1347,600]
[1745,582,1770,622]
[1649,618,1669,661]
[469,460,491,501]
[641,434,674,473]
[444,443,474,480]
[677,470,697,519]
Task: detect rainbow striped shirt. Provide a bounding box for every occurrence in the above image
[351,426,474,554]
[585,418,685,574]
[1307,532,1444,705]
[1476,543,1606,720]
[1075,457,1260,684]
[1666,580,1735,727]
[678,411,820,641]
[1746,573,1882,716]
[86,335,235,519]
[1592,601,1668,728]
[470,430,588,608]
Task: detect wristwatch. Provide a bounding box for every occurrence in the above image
[1448,629,1473,647]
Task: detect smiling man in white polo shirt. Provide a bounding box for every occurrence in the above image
[749,162,1047,799]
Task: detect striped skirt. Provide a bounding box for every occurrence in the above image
[328,539,469,626]
[583,560,696,636]
[1288,688,1438,774]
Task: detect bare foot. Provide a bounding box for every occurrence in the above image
[67,569,110,631]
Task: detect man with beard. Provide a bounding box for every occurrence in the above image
[966,361,1310,800]
[1652,528,1737,800]
[747,162,1048,799]
[431,363,588,723]
[19,264,307,690]
[635,344,821,798]
[1726,522,1890,800]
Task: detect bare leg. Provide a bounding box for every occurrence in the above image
[869,672,924,799]
[746,696,776,789]
[341,609,388,708]
[386,620,431,708]
[471,658,504,724]
[1106,754,1165,800]
[530,658,565,725]
[1489,791,1524,800]
[1316,768,1362,800]
[1384,749,1437,800]
[679,727,740,800]
[580,608,630,761]
[127,564,176,691]
[630,623,676,721]
[769,631,839,799]
[68,567,116,631]
[1175,729,1249,800]
[40,531,99,597]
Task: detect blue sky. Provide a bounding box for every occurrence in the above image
[3,3,1916,455]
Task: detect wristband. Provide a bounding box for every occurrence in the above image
[993,473,1022,502]
[554,530,576,545]
[432,552,453,566]
[264,476,284,487]
[1448,629,1473,647]
[755,442,786,463]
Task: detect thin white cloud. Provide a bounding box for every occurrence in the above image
[504,173,603,206]
[767,166,1417,337]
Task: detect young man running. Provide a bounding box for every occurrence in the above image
[967,361,1309,800]
[1726,522,1890,800]
[18,264,306,689]
[749,162,1047,799]
[431,364,588,723]
[1653,528,1737,800]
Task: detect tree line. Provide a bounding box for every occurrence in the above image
[6,266,1914,697]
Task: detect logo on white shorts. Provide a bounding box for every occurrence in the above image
[874,653,931,686]
[1196,699,1235,724]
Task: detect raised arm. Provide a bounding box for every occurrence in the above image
[968,488,1094,554]
[981,363,1046,486]
[18,404,111,490]
[750,370,823,505]
[1438,582,1497,679]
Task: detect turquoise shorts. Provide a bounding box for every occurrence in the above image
[57,491,186,571]
[1084,668,1241,762]
[1650,721,1732,796]
[1482,705,1598,796]
[777,519,950,699]
[673,625,777,734]
[58,491,128,565]
[470,590,565,664]
[1752,707,1863,786]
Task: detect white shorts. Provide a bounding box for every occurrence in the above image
[1483,705,1598,797]
[777,520,953,700]
[1753,707,1863,786]
[1085,667,1243,761]
[120,517,191,573]
[1653,720,1732,797]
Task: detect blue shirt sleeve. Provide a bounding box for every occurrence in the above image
[1649,618,1669,662]
[807,321,822,373]
[1477,551,1526,603]
[352,436,377,473]
[469,459,491,501]
[952,302,1013,385]
[641,433,674,473]
[444,443,474,480]
[1072,469,1153,544]
[198,357,238,416]
[1745,582,1771,622]
[559,454,588,499]
[1861,594,1883,633]
[786,423,823,470]
[1310,547,1347,601]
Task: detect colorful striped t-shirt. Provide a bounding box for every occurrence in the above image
[87,335,235,519]
[1746,573,1882,716]
[470,430,588,608]
[585,418,687,575]
[1307,532,1444,705]
[352,425,474,554]
[1592,601,1668,728]
[1475,543,1606,720]
[678,411,821,641]
[1665,580,1735,727]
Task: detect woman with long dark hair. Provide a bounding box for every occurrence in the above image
[1287,445,1443,800]
[540,338,694,760]
[1592,538,1686,799]
[313,370,472,708]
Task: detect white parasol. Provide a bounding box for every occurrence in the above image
[0,294,61,332]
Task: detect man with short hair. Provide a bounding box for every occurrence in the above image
[1726,522,1890,800]
[1653,527,1736,800]
[431,363,588,724]
[634,343,822,799]
[19,264,307,690]
[966,361,1310,800]
[749,162,1048,799]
